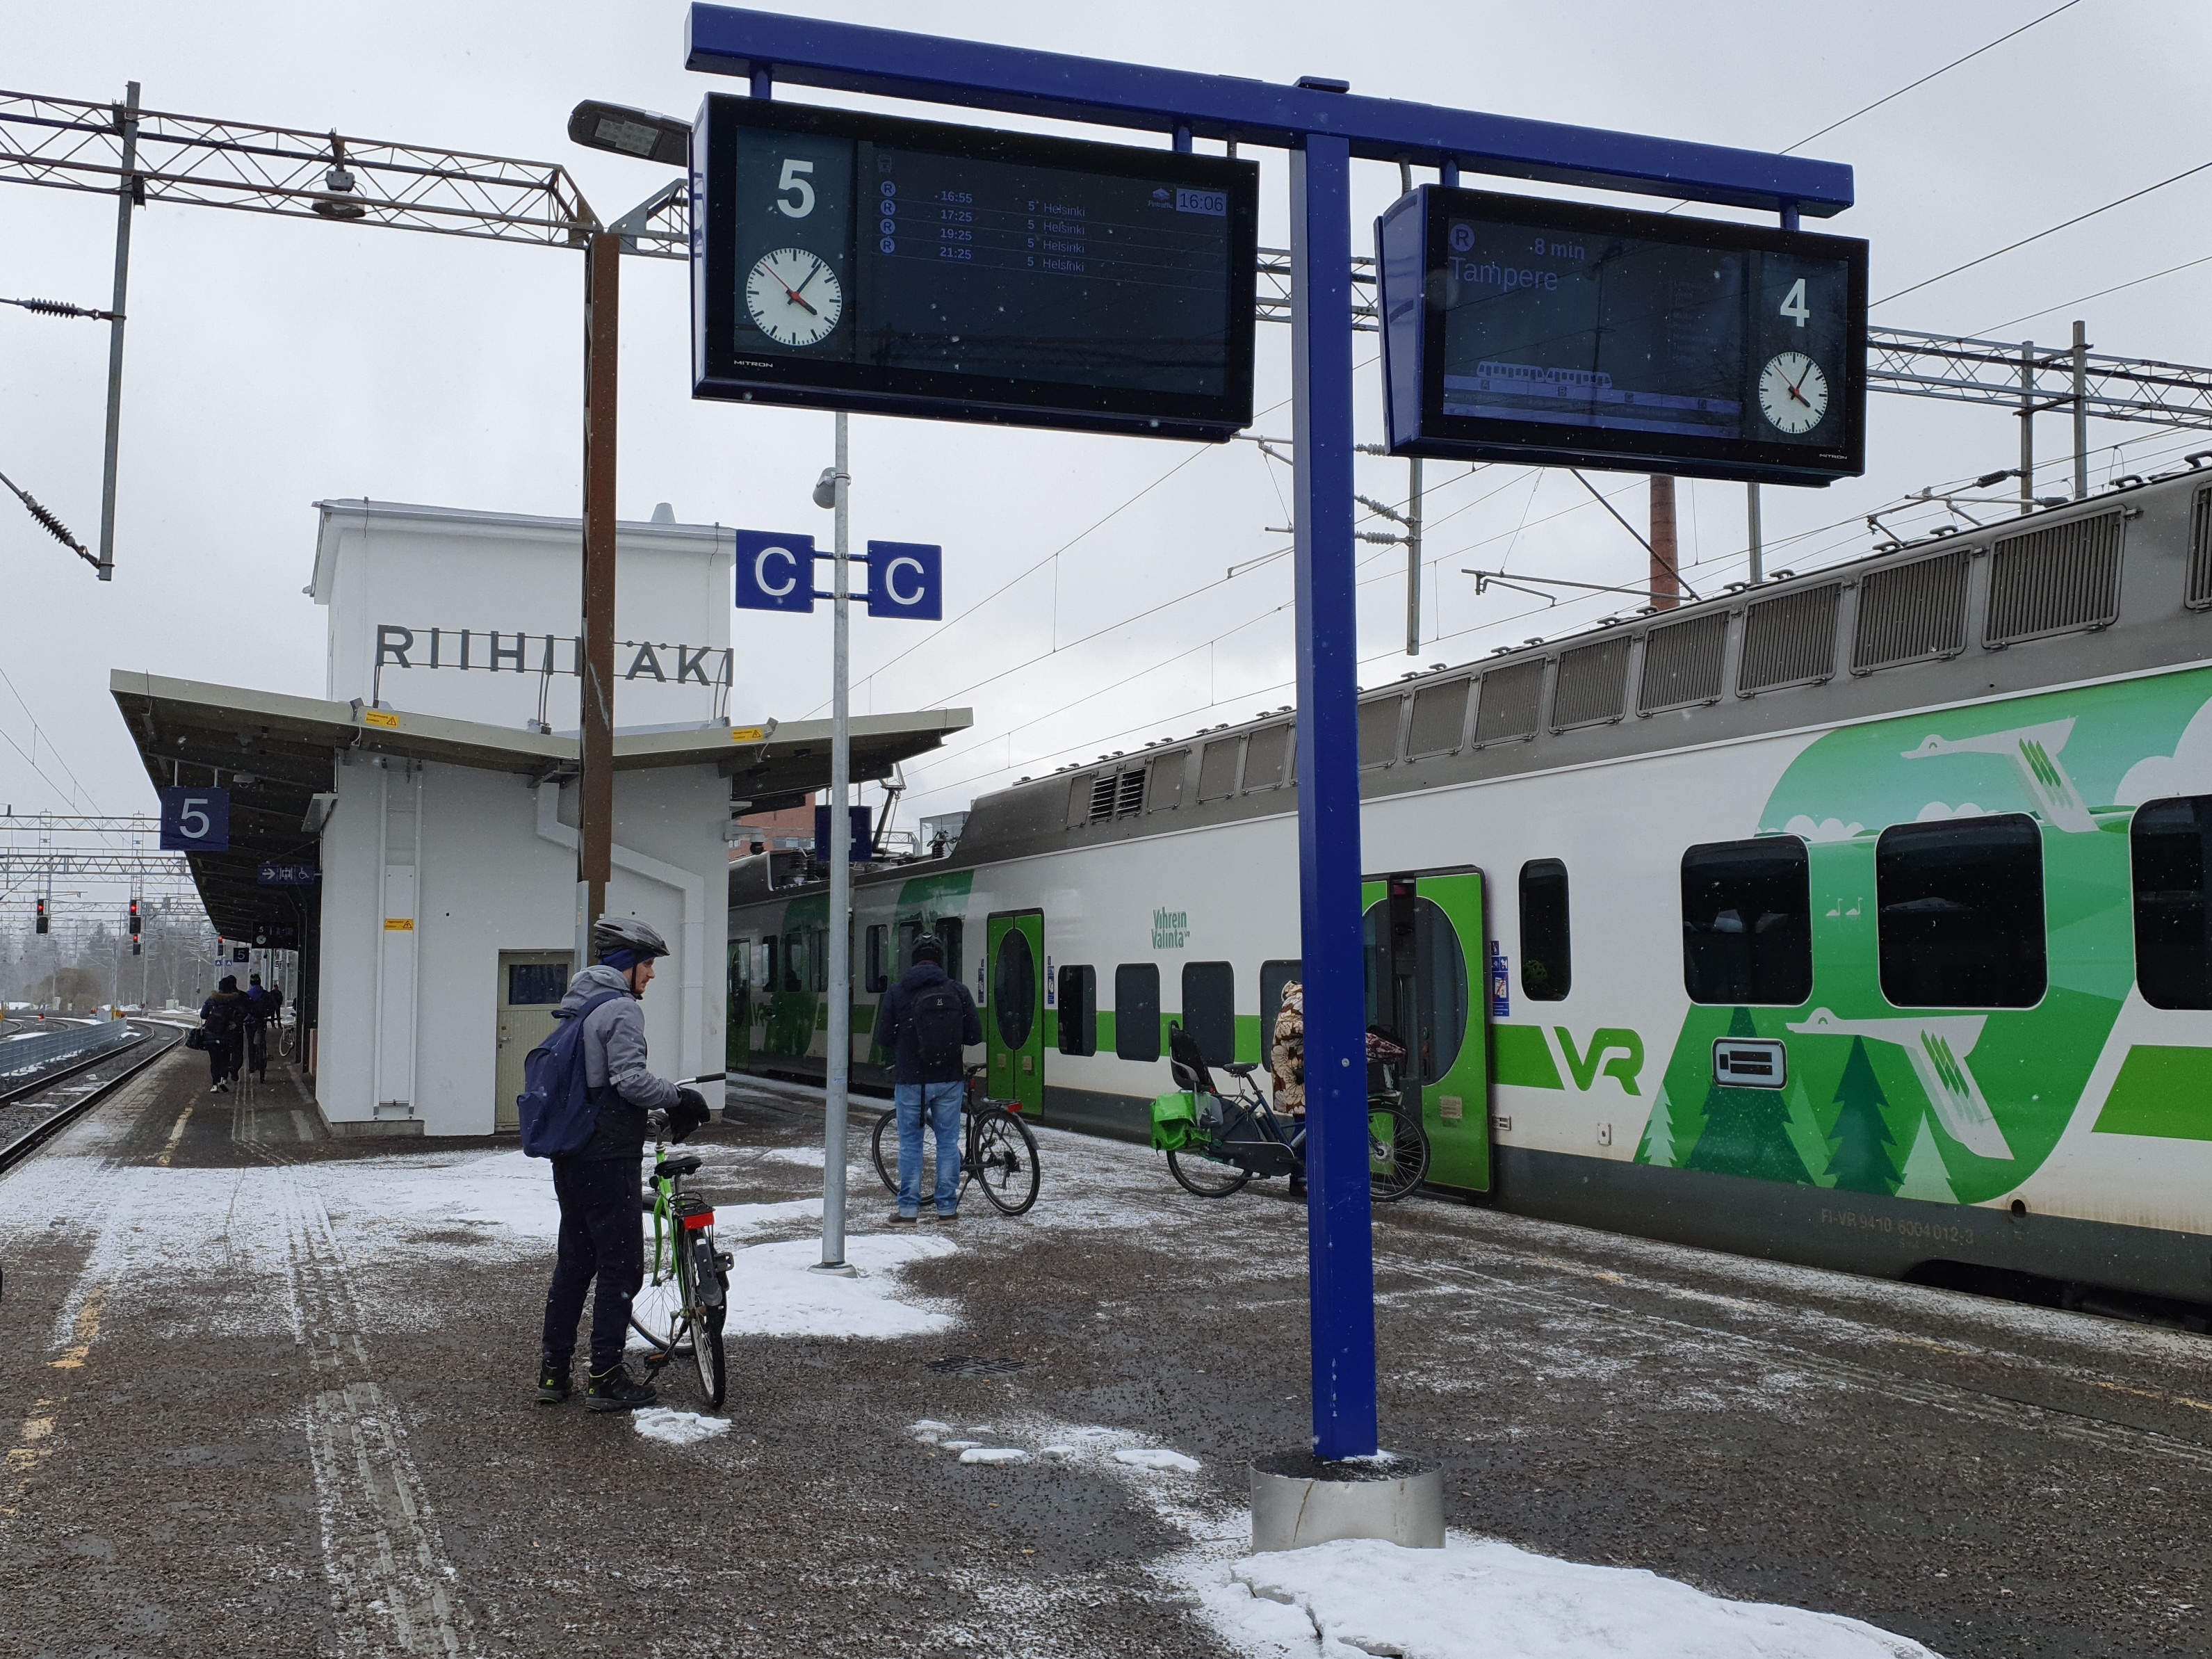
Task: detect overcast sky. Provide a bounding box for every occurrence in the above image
[5,0,2210,842]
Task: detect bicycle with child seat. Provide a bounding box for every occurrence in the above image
[869,1064,1042,1216]
[1162,1027,1430,1204]
[628,1077,733,1408]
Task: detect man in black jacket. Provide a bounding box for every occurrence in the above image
[871,934,981,1223]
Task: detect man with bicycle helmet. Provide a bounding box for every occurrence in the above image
[537,914,710,1412]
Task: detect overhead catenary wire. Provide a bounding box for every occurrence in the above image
[1977,251,2212,337]
[1874,159,2212,308]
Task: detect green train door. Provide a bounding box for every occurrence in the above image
[1363,868,1491,1191]
[986,910,1045,1117]
[727,937,751,1070]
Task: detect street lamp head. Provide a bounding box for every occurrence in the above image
[311,133,369,221]
[569,99,691,167]
[811,466,838,510]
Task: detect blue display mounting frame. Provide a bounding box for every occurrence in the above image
[1378,186,1869,486]
[691,92,1260,441]
[683,0,1855,1466]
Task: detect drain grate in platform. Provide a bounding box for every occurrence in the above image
[927,1355,1028,1379]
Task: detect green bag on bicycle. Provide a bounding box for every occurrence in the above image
[1149,1090,1201,1152]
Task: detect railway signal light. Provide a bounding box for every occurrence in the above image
[128,898,141,937]
[35,896,47,934]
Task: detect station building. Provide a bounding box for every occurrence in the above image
[111,499,967,1137]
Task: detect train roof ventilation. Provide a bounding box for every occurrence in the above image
[1551,636,1631,731]
[1474,658,1544,746]
[1852,547,1970,674]
[1406,675,1472,757]
[1739,582,1841,695]
[1984,510,2126,648]
[1637,611,1727,714]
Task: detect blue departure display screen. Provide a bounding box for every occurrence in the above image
[694,96,1258,441]
[1378,187,1867,485]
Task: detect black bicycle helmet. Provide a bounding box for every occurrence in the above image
[591,914,670,963]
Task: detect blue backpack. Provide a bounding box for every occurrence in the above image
[517,989,625,1158]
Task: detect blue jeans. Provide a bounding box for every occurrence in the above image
[896,1081,964,1215]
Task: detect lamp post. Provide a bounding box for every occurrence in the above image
[564,101,694,962]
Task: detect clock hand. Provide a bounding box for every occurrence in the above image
[768,263,820,316]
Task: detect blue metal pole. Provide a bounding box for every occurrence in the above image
[1289,131,1379,1462]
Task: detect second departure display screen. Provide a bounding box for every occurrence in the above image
[1379,186,1868,483]
[694,95,1259,440]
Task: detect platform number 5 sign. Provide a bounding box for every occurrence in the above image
[159,786,230,852]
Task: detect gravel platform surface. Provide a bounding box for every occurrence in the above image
[1,1051,2206,1658]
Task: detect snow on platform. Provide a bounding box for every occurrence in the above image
[1203,1535,1939,1659]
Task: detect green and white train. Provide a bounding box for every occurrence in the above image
[731,462,2212,1311]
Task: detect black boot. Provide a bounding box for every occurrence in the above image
[585,1363,656,1414]
[535,1361,572,1405]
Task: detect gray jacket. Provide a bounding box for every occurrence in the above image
[558,964,678,1162]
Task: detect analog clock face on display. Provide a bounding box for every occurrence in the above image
[745,248,843,347]
[1758,350,1830,435]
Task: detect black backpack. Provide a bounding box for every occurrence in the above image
[909,980,968,1070]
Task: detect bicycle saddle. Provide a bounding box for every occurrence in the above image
[654,1154,703,1179]
[1222,1061,1261,1078]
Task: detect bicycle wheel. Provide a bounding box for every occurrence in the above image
[968,1108,1041,1216]
[676,1246,728,1409]
[870,1109,900,1196]
[628,1274,687,1366]
[1166,1142,1252,1198]
[1367,1106,1430,1203]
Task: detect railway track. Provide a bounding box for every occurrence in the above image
[0,1023,182,1176]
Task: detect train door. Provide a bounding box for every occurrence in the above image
[727,936,751,1071]
[986,909,1045,1117]
[1363,868,1491,1191]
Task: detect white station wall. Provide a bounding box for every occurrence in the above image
[310,501,735,732]
[316,754,727,1136]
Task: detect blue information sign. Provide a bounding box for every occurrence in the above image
[159,786,229,852]
[734,530,818,613]
[864,541,942,620]
[813,804,872,864]
[257,864,321,887]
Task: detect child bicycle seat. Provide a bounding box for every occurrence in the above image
[1166,1023,1216,1096]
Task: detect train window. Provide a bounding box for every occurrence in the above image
[863,925,888,994]
[1057,965,1098,1055]
[1182,962,1236,1066]
[1877,814,2045,1008]
[781,928,805,993]
[1518,859,1572,1001]
[1681,837,1813,1005]
[731,939,751,989]
[993,929,1036,1049]
[2132,795,2212,1009]
[1259,958,1303,1041]
[1114,964,1161,1061]
[938,918,965,987]
[763,935,779,992]
[810,925,830,994]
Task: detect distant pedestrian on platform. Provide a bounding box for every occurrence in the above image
[243,972,279,1082]
[537,916,710,1414]
[870,934,981,1224]
[198,976,247,1093]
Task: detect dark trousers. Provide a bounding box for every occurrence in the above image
[207,1035,241,1085]
[245,1027,268,1077]
[540,1158,644,1376]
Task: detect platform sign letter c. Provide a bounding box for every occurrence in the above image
[865,540,942,620]
[734,529,817,614]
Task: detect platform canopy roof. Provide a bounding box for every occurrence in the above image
[109,670,970,938]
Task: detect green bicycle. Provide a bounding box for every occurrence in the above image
[628,1103,732,1409]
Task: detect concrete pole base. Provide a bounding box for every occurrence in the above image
[1250,1452,1444,1553]
[808,1261,862,1279]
